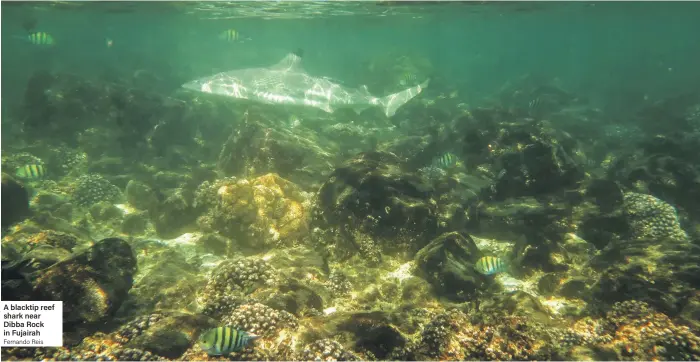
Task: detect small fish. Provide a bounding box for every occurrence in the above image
[219,29,251,42]
[27,32,54,46]
[15,164,46,180]
[198,326,259,356]
[106,37,113,48]
[399,72,417,86]
[474,256,507,275]
[528,98,541,109]
[433,152,457,169]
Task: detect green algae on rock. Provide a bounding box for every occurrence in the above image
[414,231,485,302]
[31,237,136,324]
[311,151,438,263]
[1,173,31,229]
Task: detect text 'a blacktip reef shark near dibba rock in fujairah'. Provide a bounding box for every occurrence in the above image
[182,52,429,117]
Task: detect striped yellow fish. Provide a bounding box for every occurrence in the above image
[474,256,507,275]
[198,326,258,356]
[15,164,46,179]
[219,29,250,42]
[28,32,54,46]
[433,152,457,169]
[399,72,417,86]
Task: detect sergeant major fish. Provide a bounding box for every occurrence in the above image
[433,152,457,169]
[474,256,507,275]
[198,326,259,356]
[10,31,54,46]
[219,28,251,42]
[27,32,54,46]
[182,51,429,117]
[15,164,46,180]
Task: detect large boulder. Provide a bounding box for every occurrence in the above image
[31,237,137,324]
[1,173,30,229]
[310,151,438,263]
[414,232,484,302]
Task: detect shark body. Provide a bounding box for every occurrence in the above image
[182,53,428,117]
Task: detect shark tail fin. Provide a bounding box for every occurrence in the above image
[379,78,430,117]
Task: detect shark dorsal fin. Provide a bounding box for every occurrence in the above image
[270,53,303,72]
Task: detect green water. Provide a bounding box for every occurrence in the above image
[2,1,700,114]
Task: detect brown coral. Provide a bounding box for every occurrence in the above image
[195,173,309,251]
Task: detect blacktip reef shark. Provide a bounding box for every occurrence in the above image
[182,52,429,117]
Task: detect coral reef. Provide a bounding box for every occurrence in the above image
[198,257,277,318]
[415,309,560,360]
[195,173,310,252]
[301,339,359,361]
[3,65,700,362]
[598,300,700,361]
[223,302,298,338]
[71,174,123,207]
[623,192,688,241]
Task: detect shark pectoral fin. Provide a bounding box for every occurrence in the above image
[379,78,429,117]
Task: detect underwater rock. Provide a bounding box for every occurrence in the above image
[457,114,585,200]
[23,245,73,270]
[122,312,215,360]
[150,187,200,239]
[591,235,700,316]
[31,237,137,324]
[1,332,165,361]
[32,190,74,221]
[252,248,332,316]
[127,248,203,316]
[195,173,309,252]
[585,179,624,213]
[473,196,570,240]
[216,110,336,188]
[414,231,484,302]
[89,201,124,223]
[1,256,39,302]
[121,211,150,235]
[1,173,30,229]
[125,180,159,211]
[2,229,79,255]
[679,291,700,332]
[22,71,186,156]
[335,311,408,360]
[607,133,700,221]
[195,233,230,255]
[87,156,128,176]
[512,233,572,274]
[479,290,560,321]
[153,170,191,189]
[311,151,438,262]
[576,206,629,250]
